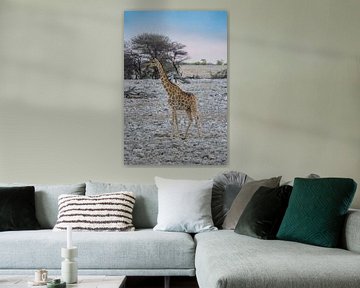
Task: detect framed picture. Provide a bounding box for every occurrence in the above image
[124,10,228,165]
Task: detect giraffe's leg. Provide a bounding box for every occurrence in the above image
[175,111,180,137]
[172,110,180,138]
[171,110,176,137]
[184,110,193,139]
[195,113,202,137]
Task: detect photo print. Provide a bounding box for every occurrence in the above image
[124,10,228,165]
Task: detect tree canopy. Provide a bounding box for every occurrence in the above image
[124,33,188,79]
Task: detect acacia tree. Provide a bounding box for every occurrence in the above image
[131,33,170,60]
[125,41,151,79]
[168,41,188,75]
[124,33,188,79]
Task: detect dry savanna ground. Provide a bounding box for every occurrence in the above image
[124,65,227,166]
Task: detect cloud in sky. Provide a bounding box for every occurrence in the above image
[124,10,227,63]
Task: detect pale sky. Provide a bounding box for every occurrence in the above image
[124,11,228,63]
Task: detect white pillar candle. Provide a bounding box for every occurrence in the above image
[67,225,72,249]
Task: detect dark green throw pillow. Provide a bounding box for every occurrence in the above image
[234,185,292,239]
[277,178,357,247]
[0,186,41,231]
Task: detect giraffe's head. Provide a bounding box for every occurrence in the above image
[148,58,161,68]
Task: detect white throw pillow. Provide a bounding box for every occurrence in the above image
[53,192,135,232]
[153,177,217,233]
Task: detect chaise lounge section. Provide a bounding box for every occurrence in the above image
[195,214,360,288]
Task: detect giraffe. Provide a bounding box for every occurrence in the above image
[150,58,201,139]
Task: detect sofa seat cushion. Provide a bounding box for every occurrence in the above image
[195,230,360,288]
[0,229,195,270]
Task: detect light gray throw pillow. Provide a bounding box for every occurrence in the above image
[222,176,281,230]
[153,177,217,233]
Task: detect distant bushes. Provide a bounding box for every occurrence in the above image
[210,69,227,79]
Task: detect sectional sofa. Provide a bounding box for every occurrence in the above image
[0,180,360,288]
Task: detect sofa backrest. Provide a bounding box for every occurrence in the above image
[341,209,360,253]
[86,181,158,229]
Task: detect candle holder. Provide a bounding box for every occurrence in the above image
[61,247,78,284]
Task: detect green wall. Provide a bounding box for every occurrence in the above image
[0,0,359,207]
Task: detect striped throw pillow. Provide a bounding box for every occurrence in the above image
[53,192,136,231]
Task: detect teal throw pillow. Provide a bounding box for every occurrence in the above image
[277,178,357,247]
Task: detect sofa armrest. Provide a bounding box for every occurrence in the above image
[342,209,360,253]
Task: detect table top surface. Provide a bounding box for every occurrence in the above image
[0,275,126,288]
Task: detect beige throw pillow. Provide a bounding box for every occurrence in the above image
[222,176,281,230]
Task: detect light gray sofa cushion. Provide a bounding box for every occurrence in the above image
[195,230,360,288]
[85,182,158,229]
[0,229,195,271]
[0,183,85,228]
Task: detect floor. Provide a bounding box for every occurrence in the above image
[126,276,199,288]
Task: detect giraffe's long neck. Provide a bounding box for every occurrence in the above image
[155,60,173,95]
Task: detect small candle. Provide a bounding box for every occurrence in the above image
[67,225,72,249]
